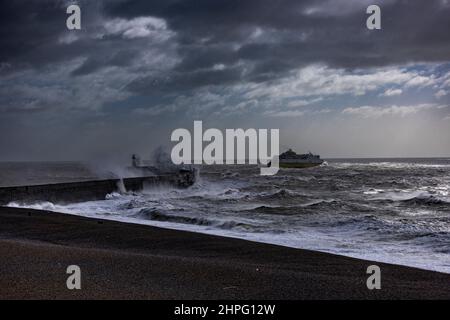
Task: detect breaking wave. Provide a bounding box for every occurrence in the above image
[372,192,450,207]
[7,201,57,211]
[400,194,450,206]
[136,208,260,231]
[255,189,303,200]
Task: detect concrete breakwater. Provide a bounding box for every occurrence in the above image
[0,170,196,206]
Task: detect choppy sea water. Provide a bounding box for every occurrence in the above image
[3,159,450,273]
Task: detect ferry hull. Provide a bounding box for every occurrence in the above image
[279,162,323,169]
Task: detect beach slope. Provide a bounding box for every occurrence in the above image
[0,207,449,299]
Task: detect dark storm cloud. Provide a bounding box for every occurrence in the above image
[104,0,450,65]
[0,0,162,78]
[103,0,450,93]
[1,0,449,90]
[0,0,101,73]
[0,0,63,61]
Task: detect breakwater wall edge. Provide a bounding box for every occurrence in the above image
[0,170,196,206]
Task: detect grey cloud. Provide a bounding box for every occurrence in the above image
[71,49,139,76]
[2,0,450,93]
[104,0,450,94]
[127,66,243,94]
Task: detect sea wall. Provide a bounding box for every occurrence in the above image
[0,170,196,206]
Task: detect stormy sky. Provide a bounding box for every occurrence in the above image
[0,0,449,161]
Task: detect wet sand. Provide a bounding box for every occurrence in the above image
[0,206,449,299]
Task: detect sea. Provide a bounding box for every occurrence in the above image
[2,158,450,273]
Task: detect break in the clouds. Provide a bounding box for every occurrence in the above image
[0,0,449,160]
